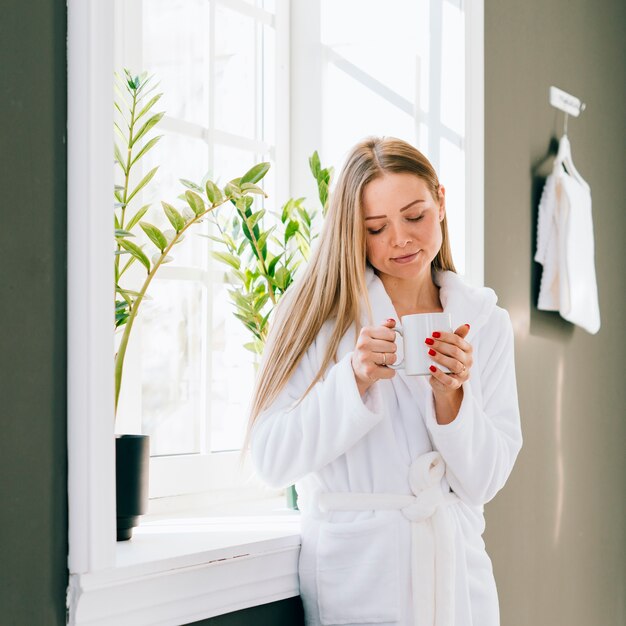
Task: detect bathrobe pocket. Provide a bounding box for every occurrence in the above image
[316,514,400,624]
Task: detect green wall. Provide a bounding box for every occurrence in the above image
[483,0,626,624]
[0,0,68,624]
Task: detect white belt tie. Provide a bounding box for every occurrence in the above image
[317,451,459,626]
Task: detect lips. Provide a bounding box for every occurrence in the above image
[391,252,419,264]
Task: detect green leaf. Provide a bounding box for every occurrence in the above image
[243,341,264,355]
[130,112,165,148]
[115,287,143,299]
[114,143,126,171]
[180,178,204,193]
[114,122,127,144]
[267,253,284,277]
[130,135,162,168]
[126,204,151,231]
[139,221,168,252]
[240,162,271,185]
[309,151,321,177]
[241,182,267,196]
[162,202,186,232]
[115,229,135,238]
[253,293,270,311]
[246,209,265,230]
[256,226,275,253]
[126,166,158,204]
[185,190,205,216]
[119,238,150,272]
[281,199,293,223]
[135,93,163,122]
[211,251,241,270]
[205,180,223,205]
[224,180,241,198]
[202,234,227,245]
[119,254,137,278]
[284,220,299,243]
[274,267,290,290]
[297,206,313,227]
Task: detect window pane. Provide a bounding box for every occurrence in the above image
[212,144,257,185]
[214,6,257,139]
[209,282,256,451]
[262,23,276,144]
[141,279,206,456]
[143,0,210,127]
[323,64,415,171]
[321,0,419,104]
[440,137,465,275]
[142,131,209,268]
[440,2,465,137]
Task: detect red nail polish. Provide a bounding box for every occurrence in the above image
[429,365,437,373]
[465,323,470,329]
[425,337,434,345]
[432,331,441,338]
[428,349,436,356]
[386,318,395,323]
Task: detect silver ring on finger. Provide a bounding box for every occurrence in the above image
[382,352,387,366]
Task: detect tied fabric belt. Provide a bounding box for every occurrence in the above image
[317,451,460,626]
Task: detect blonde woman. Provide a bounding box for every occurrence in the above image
[247,137,522,626]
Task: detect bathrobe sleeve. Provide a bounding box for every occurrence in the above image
[424,307,523,506]
[250,342,386,489]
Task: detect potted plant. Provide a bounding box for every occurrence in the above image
[206,151,334,508]
[113,70,270,538]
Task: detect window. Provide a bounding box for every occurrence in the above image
[113,0,483,503]
[68,1,483,620]
[113,0,288,498]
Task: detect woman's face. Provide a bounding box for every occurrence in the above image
[362,172,445,281]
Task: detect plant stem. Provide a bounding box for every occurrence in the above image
[115,85,138,283]
[114,201,223,416]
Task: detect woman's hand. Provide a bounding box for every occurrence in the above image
[351,318,397,396]
[427,323,473,424]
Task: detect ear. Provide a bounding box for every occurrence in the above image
[437,185,446,221]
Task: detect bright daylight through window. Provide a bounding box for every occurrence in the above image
[113,0,472,503]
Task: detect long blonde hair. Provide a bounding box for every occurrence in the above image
[246,137,455,437]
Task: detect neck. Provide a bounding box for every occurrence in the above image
[376,266,443,317]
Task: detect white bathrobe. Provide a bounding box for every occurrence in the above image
[250,267,523,626]
[535,135,601,334]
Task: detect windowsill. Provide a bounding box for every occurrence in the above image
[67,497,302,626]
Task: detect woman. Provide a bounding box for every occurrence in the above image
[247,137,523,626]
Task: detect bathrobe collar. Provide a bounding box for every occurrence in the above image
[364,265,498,339]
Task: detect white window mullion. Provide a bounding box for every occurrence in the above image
[274,0,290,203]
[465,0,484,287]
[428,0,444,172]
[289,0,322,202]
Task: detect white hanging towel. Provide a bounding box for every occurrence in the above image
[535,135,601,334]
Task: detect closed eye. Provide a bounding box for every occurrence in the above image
[367,225,385,235]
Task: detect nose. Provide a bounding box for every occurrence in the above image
[389,223,412,247]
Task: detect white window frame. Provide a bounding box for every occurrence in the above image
[67,0,483,622]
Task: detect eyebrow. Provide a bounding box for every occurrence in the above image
[364,199,424,221]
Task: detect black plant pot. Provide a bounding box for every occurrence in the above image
[115,434,150,541]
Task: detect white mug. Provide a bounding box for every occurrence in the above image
[389,312,452,376]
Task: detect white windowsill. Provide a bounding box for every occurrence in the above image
[67,498,301,626]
